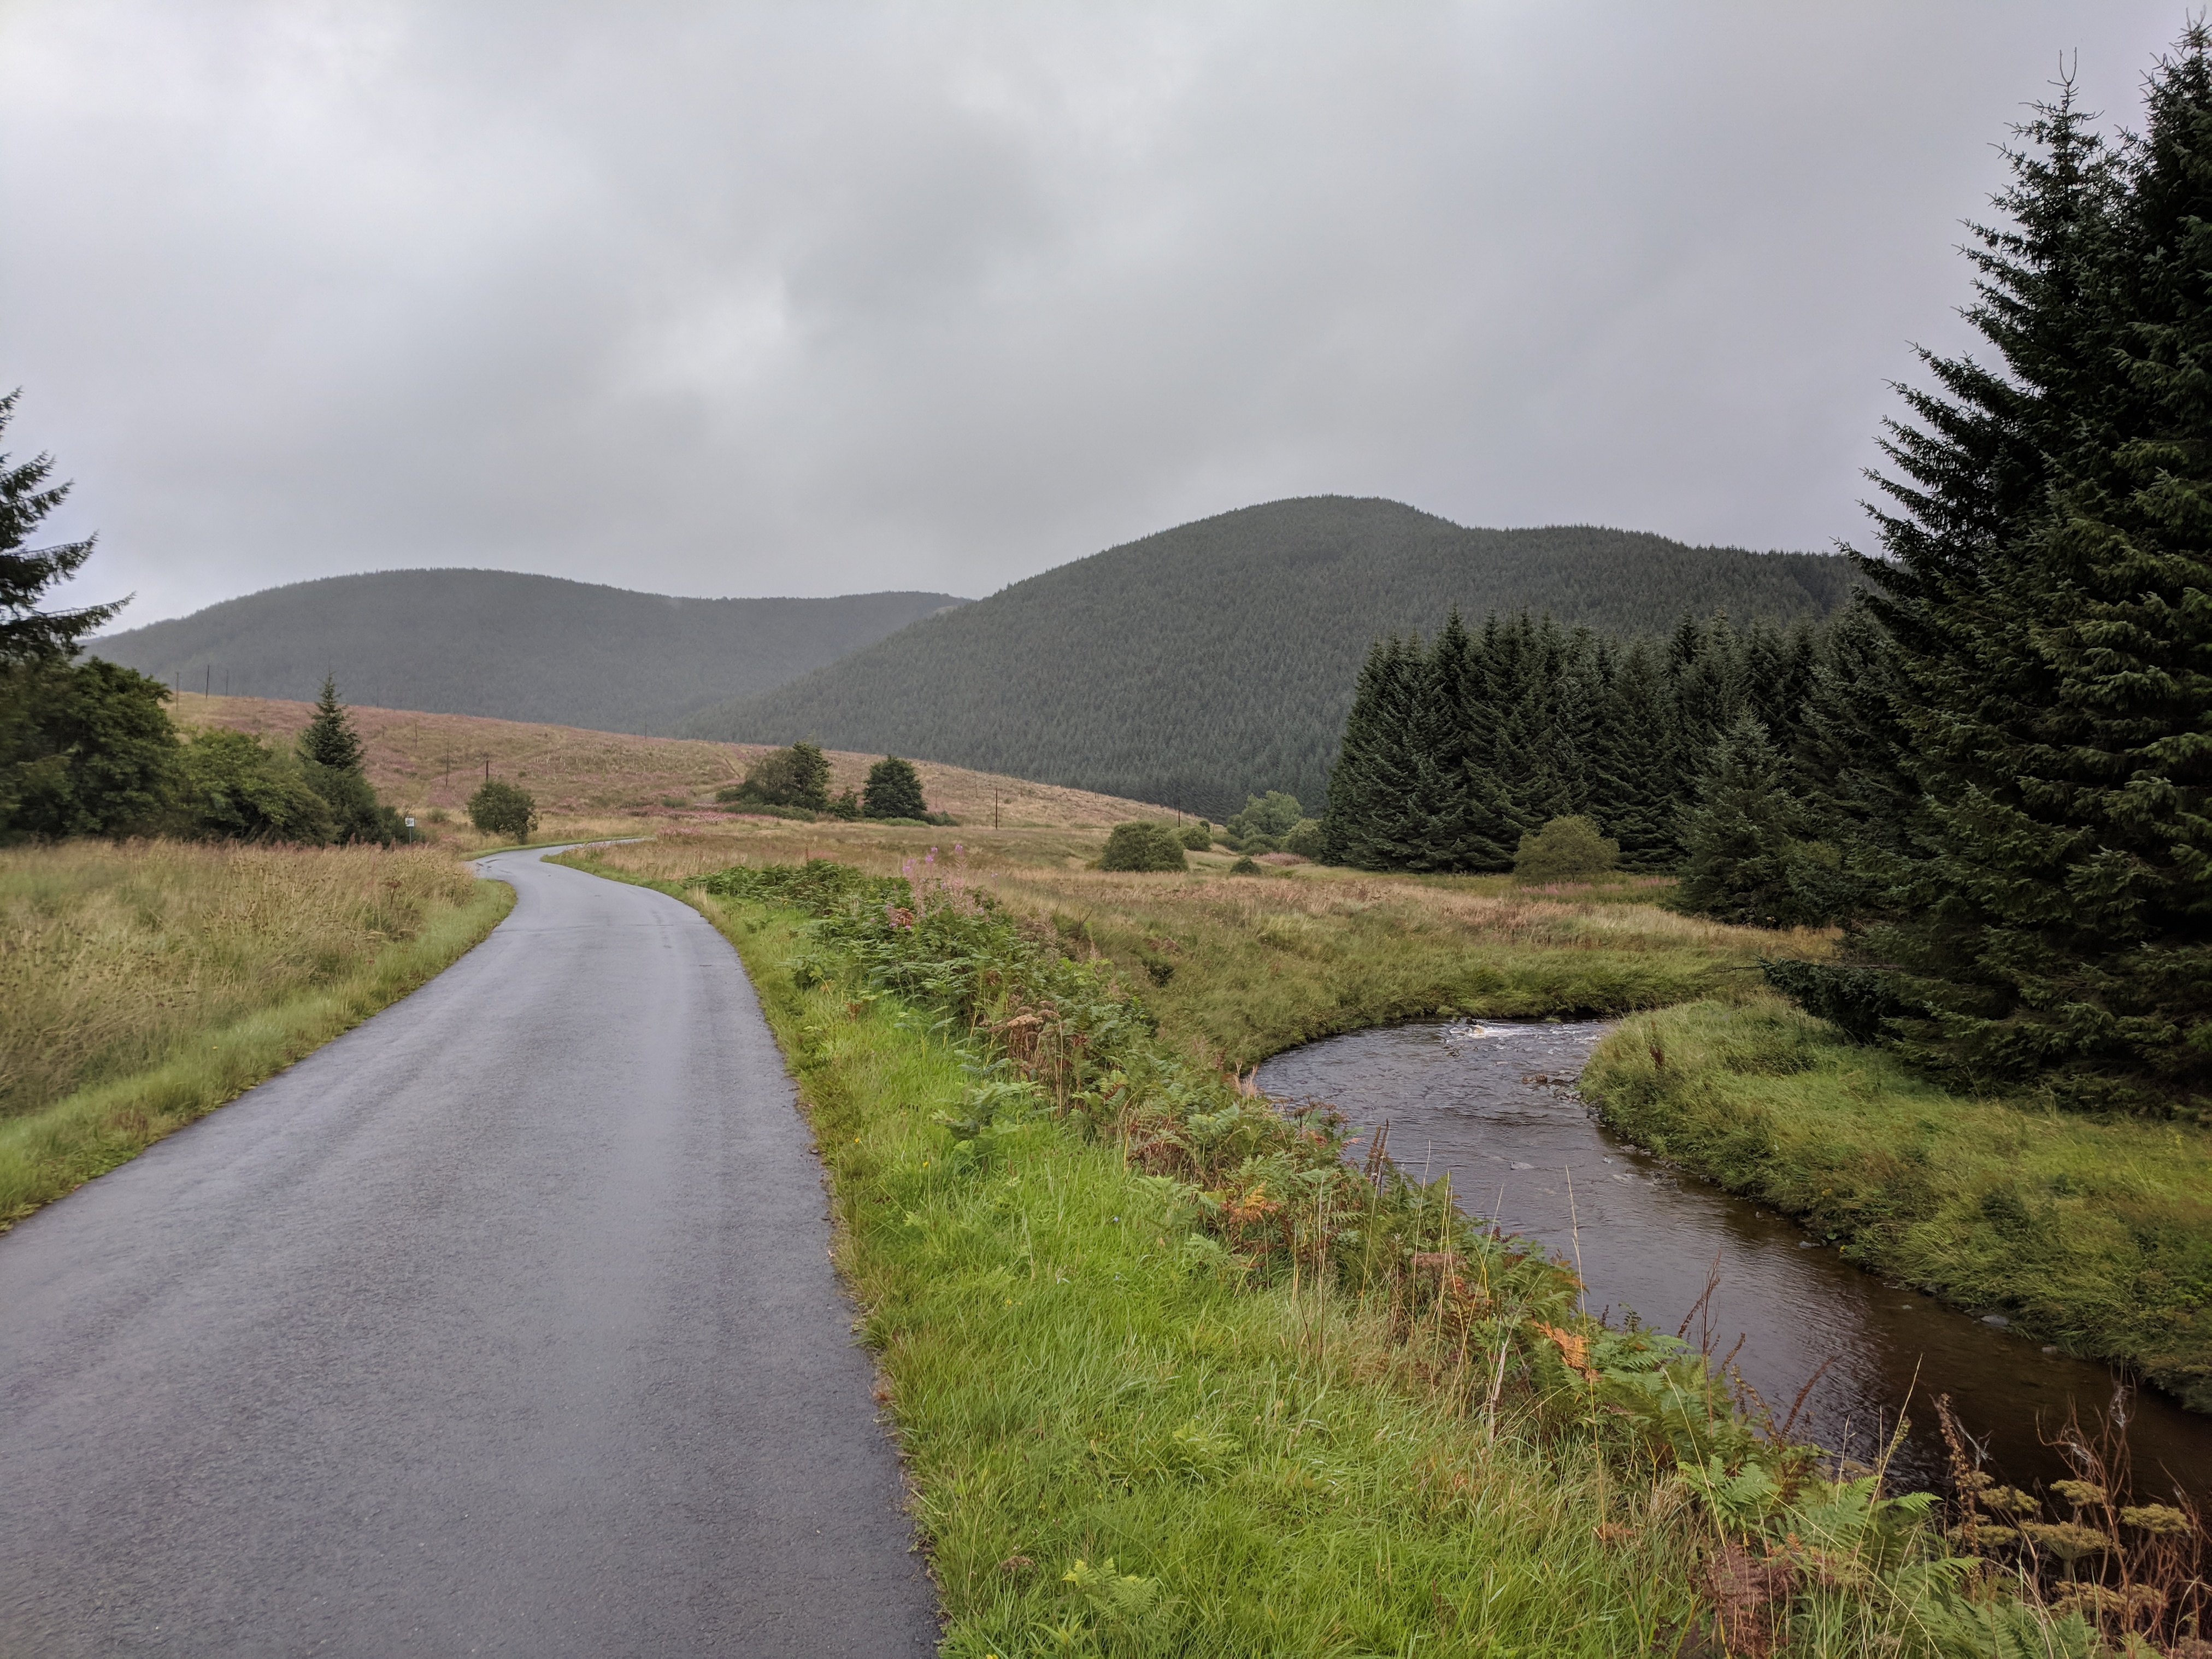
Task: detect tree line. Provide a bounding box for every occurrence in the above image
[1321,607,1823,875]
[1324,31,2212,1117]
[2,397,415,848]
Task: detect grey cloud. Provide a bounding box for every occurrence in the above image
[0,0,2189,624]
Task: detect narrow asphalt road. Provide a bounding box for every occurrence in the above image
[0,848,939,1657]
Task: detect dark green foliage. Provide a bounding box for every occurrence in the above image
[295,676,409,843]
[0,391,125,666]
[1671,716,1829,928]
[684,498,1854,818]
[862,755,927,820]
[1,658,177,840]
[1756,960,1921,1046]
[827,789,862,821]
[1222,791,1303,851]
[468,778,538,842]
[174,728,335,843]
[1284,818,1324,858]
[1097,821,1189,872]
[1513,816,1619,884]
[1178,821,1211,850]
[1323,608,1817,875]
[1797,34,2212,1110]
[92,569,966,737]
[1228,855,1262,875]
[732,742,832,810]
[297,675,365,772]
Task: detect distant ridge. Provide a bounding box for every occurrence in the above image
[93,569,968,736]
[681,496,1855,819]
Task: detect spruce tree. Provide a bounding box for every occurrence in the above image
[862,755,928,820]
[1322,637,1427,868]
[1846,46,2211,1108]
[1593,640,1682,868]
[1673,715,1823,928]
[299,675,366,772]
[1415,611,1515,870]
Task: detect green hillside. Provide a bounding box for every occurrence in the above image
[680,497,1856,818]
[92,570,967,735]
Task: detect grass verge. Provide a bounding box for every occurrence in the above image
[0,863,511,1228]
[562,847,2167,1657]
[1583,997,2212,1412]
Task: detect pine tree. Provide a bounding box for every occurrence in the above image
[1845,46,2212,1108]
[1322,637,1428,868]
[862,755,928,820]
[1593,640,1682,868]
[1,391,123,666]
[1415,611,1515,869]
[298,675,366,772]
[1673,715,1823,928]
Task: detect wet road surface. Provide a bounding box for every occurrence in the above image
[0,847,938,1657]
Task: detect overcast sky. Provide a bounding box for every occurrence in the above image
[2,2,2193,625]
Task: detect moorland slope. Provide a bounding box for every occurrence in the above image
[681,497,1855,817]
[95,570,967,736]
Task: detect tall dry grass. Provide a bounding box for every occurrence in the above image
[1,840,510,1226]
[2,839,478,1121]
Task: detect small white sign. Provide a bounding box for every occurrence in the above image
[404,817,416,828]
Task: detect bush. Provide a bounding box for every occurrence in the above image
[1228,854,1262,875]
[467,779,538,842]
[729,742,831,811]
[1513,816,1619,884]
[1225,790,1302,843]
[1284,817,1325,859]
[2,657,178,842]
[1179,821,1211,851]
[827,789,861,820]
[174,728,334,843]
[1098,821,1188,872]
[863,755,928,820]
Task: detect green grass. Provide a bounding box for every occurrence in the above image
[546,848,2134,1659]
[691,889,1716,1657]
[1583,996,2212,1411]
[0,859,512,1227]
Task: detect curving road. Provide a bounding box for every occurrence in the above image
[0,847,938,1656]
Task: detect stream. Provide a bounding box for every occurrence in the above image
[1254,1018,2211,1508]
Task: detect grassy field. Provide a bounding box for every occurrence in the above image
[1584,997,2212,1413]
[170,691,1184,832]
[554,840,2161,1657]
[572,820,1807,1068]
[0,839,511,1227]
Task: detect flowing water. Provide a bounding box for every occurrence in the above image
[1255,1018,2211,1508]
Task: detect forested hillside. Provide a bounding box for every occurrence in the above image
[683,497,1854,817]
[93,570,966,736]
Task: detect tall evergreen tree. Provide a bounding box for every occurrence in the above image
[298,675,366,772]
[1844,46,2211,1108]
[1673,715,1826,928]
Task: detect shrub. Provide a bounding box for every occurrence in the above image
[1284,817,1325,859]
[1179,821,1211,851]
[1513,816,1619,884]
[467,778,538,842]
[827,789,861,820]
[174,728,334,844]
[730,742,831,811]
[1227,854,1262,875]
[1225,790,1302,843]
[863,755,928,820]
[1098,821,1187,872]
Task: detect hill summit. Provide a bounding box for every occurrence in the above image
[680,496,1855,817]
[93,569,967,737]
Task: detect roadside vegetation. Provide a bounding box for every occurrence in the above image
[1584,998,2212,1413]
[560,835,2205,1656]
[0,839,510,1227]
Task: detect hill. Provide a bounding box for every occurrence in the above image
[170,692,1178,829]
[93,570,967,736]
[680,496,1857,818]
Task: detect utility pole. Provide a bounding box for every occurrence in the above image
[204,666,211,699]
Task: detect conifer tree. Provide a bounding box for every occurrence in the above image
[1673,715,1823,928]
[298,675,366,772]
[1843,44,2210,1107]
[1593,641,1682,868]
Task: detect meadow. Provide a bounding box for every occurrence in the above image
[0,838,510,1226]
[554,835,2197,1656]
